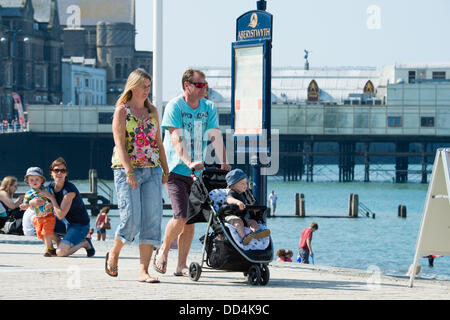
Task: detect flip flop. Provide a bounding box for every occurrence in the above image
[173,267,189,277]
[105,252,118,277]
[152,248,167,274]
[139,277,160,283]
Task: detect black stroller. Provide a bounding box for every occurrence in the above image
[186,167,273,286]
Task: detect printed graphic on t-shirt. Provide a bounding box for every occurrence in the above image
[180,111,210,162]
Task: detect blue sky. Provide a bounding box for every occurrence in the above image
[135,0,450,101]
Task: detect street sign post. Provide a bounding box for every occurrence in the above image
[231,1,272,205]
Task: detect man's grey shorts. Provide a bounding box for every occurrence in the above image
[165,172,193,219]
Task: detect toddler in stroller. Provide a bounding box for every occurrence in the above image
[224,169,271,245]
[187,166,273,285]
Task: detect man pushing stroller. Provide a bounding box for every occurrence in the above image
[224,169,271,245]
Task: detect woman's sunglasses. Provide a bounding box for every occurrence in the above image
[52,168,67,174]
[190,81,208,88]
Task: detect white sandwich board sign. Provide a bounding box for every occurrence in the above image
[409,148,450,287]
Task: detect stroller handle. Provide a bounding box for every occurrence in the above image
[191,163,229,179]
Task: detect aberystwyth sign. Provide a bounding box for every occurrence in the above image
[236,10,273,41]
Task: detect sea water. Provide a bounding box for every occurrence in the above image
[20,165,449,281]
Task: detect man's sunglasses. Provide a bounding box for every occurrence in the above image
[190,81,208,88]
[53,168,67,174]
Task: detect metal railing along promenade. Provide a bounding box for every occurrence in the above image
[0,123,29,134]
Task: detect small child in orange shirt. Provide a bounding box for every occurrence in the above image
[20,167,59,256]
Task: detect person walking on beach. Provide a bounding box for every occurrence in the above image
[19,167,59,256]
[35,157,95,258]
[95,206,110,241]
[268,190,278,215]
[106,68,169,283]
[0,176,23,229]
[298,222,318,264]
[153,69,230,276]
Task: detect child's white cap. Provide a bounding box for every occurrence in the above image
[24,167,45,182]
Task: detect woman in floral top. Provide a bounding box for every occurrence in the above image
[107,68,169,283]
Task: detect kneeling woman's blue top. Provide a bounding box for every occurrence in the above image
[49,181,90,226]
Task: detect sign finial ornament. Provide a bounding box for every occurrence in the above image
[248,13,258,28]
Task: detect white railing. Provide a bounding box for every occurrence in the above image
[0,122,29,134]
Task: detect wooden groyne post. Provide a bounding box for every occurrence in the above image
[294,193,305,217]
[349,193,359,218]
[398,205,407,218]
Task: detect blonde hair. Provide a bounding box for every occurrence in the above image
[116,68,156,117]
[0,176,18,198]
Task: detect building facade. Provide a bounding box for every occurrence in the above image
[61,56,106,105]
[57,0,152,105]
[0,0,63,120]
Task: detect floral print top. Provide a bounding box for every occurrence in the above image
[111,104,161,169]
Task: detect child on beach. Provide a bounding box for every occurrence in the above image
[285,249,293,262]
[20,167,59,256]
[276,249,287,261]
[225,169,270,245]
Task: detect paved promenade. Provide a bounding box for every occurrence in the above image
[0,234,449,301]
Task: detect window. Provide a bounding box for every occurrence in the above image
[99,112,114,124]
[42,69,47,88]
[5,64,12,86]
[388,116,402,127]
[85,78,89,88]
[408,71,416,83]
[421,117,434,127]
[123,63,128,79]
[432,71,446,80]
[35,67,42,88]
[115,58,122,79]
[219,113,231,126]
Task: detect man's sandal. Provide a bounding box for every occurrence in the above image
[152,248,167,274]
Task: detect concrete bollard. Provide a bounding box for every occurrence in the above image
[398,205,407,218]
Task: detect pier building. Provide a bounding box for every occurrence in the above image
[2,64,450,183]
[205,64,450,183]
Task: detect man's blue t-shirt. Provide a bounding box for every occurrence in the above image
[161,95,219,177]
[49,181,90,226]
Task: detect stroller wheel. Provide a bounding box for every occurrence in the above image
[260,264,270,286]
[247,265,262,286]
[189,262,202,281]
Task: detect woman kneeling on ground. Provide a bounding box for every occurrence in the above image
[30,157,95,257]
